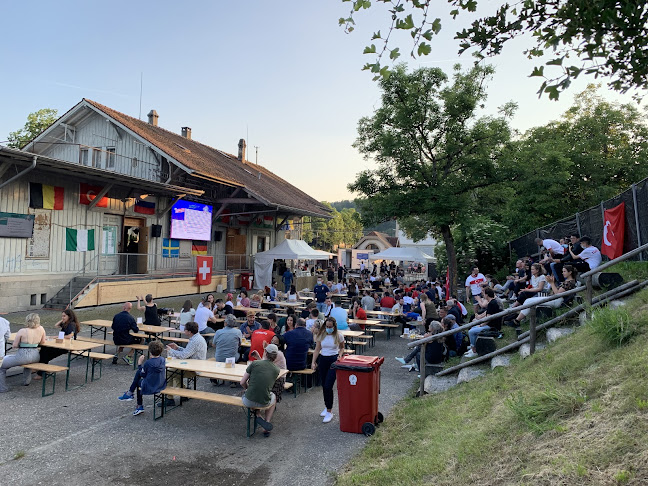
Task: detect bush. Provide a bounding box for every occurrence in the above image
[589,306,643,347]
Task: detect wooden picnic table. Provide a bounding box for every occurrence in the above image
[165,358,288,381]
[364,310,399,318]
[7,333,102,391]
[339,330,364,338]
[347,318,381,326]
[272,301,303,308]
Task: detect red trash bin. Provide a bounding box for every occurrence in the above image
[241,272,252,290]
[332,355,385,436]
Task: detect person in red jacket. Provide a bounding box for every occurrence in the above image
[249,321,275,361]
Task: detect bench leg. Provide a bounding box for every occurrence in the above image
[153,393,165,420]
[41,372,56,397]
[246,408,259,438]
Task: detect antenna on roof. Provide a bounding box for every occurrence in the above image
[138,72,143,120]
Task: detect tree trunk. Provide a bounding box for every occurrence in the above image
[440,224,458,297]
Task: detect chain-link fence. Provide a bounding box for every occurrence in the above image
[509,177,648,262]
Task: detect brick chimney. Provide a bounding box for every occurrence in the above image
[238,138,247,162]
[181,127,192,140]
[147,109,158,126]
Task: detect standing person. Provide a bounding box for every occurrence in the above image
[284,318,315,371]
[112,302,141,365]
[118,340,167,416]
[311,316,345,424]
[0,313,46,392]
[327,265,335,283]
[240,343,281,437]
[282,267,294,293]
[34,309,80,380]
[136,294,160,326]
[337,264,344,283]
[464,267,487,305]
[313,277,330,314]
[0,317,10,360]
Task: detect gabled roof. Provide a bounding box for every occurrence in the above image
[79,99,331,218]
[353,231,399,249]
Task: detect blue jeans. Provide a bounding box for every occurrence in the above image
[316,302,327,314]
[469,324,492,347]
[550,262,563,281]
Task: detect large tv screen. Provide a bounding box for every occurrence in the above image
[170,200,212,241]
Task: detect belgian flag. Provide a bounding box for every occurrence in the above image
[30,183,64,210]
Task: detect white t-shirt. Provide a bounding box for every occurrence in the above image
[305,318,317,331]
[194,306,214,332]
[0,317,10,359]
[317,333,345,357]
[530,274,548,291]
[384,277,391,286]
[465,273,487,296]
[580,246,602,269]
[542,239,565,255]
[179,308,196,326]
[403,295,414,305]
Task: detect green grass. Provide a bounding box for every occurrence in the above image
[336,288,648,486]
[13,451,25,460]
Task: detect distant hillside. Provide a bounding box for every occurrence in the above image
[330,200,397,236]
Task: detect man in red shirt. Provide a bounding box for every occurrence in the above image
[380,291,396,310]
[249,321,275,362]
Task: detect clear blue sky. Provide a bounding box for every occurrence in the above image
[1,1,638,201]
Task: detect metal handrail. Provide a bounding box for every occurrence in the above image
[581,242,648,277]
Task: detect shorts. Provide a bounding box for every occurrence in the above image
[113,336,142,346]
[242,392,276,409]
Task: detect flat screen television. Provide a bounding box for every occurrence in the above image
[170,200,212,241]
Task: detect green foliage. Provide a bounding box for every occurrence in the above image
[7,108,58,148]
[302,202,363,251]
[342,0,648,98]
[588,306,646,347]
[348,63,514,293]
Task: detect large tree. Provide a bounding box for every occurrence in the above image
[341,0,648,98]
[303,203,364,251]
[348,64,514,294]
[7,108,58,148]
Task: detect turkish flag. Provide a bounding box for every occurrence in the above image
[602,202,625,259]
[79,183,108,208]
[196,256,213,285]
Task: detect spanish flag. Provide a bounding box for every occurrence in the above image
[30,183,64,210]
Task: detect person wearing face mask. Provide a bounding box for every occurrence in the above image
[311,317,345,424]
[313,278,330,315]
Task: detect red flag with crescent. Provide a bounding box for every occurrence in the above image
[602,202,625,259]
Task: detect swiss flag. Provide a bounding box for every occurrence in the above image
[602,202,625,259]
[196,256,213,285]
[79,183,108,208]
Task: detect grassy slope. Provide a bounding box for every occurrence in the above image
[337,286,648,486]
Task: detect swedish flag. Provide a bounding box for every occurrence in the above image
[162,238,180,258]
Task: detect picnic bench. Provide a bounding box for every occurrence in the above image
[22,363,68,397]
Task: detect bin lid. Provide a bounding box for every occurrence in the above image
[332,355,384,371]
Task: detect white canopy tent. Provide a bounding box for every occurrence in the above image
[368,246,435,263]
[253,239,335,289]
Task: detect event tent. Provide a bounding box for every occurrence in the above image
[253,239,335,289]
[368,246,434,262]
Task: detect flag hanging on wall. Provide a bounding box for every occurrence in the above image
[79,183,109,208]
[66,228,95,251]
[134,198,155,215]
[162,238,180,258]
[602,202,625,259]
[196,256,213,285]
[254,215,274,228]
[29,183,64,210]
[218,208,231,224]
[191,242,208,255]
[238,214,251,226]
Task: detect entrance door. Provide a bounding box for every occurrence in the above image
[121,217,147,275]
[101,214,122,275]
[226,228,247,269]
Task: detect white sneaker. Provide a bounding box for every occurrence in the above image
[323,412,333,423]
[395,357,407,365]
[464,350,478,358]
[320,408,327,417]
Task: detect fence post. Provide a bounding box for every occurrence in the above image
[529,307,537,355]
[632,183,644,261]
[586,275,593,314]
[419,342,426,397]
[576,212,582,237]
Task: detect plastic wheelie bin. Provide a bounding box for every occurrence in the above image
[332,355,385,436]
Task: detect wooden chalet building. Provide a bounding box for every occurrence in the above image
[0,99,330,311]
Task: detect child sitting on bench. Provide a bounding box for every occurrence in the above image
[118,340,167,415]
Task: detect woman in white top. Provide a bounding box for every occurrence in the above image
[512,263,548,307]
[311,316,345,424]
[0,313,46,392]
[287,285,298,302]
[179,299,196,326]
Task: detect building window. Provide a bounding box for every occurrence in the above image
[106,147,116,169]
[92,147,102,168]
[30,294,37,306]
[80,148,89,166]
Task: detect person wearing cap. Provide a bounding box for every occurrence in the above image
[240,343,280,437]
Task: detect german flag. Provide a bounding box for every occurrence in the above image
[191,242,208,255]
[30,183,64,210]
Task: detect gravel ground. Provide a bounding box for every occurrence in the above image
[0,297,415,486]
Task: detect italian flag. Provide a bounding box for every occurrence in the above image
[66,228,95,252]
